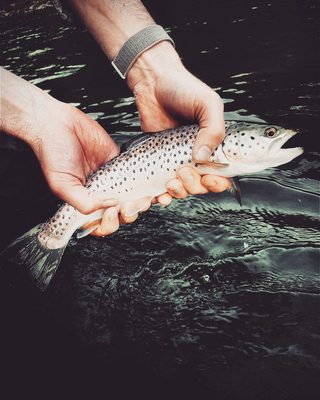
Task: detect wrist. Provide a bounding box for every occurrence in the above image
[127,40,183,92]
[0,68,63,147]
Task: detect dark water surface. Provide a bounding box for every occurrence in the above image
[1,1,320,399]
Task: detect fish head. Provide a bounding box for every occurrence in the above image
[221,123,303,172]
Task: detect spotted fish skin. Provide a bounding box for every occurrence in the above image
[3,121,303,289]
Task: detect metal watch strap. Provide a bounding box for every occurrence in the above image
[111,24,175,79]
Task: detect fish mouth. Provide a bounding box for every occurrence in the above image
[269,130,304,160]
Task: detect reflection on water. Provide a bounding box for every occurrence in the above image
[0,0,319,398]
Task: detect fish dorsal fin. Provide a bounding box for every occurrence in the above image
[120,132,152,154]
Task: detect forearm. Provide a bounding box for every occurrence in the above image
[0,68,58,146]
[68,0,182,89]
[69,0,155,59]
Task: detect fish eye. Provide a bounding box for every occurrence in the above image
[264,127,277,137]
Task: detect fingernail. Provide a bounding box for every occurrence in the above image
[108,207,118,220]
[196,145,212,161]
[102,198,118,207]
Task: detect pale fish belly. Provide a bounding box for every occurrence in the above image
[38,125,201,248]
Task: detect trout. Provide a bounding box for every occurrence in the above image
[2,121,303,290]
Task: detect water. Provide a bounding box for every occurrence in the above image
[0,1,319,399]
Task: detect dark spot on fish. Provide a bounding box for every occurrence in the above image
[241,132,245,136]
[250,136,255,140]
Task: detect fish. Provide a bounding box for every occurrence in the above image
[1,121,303,290]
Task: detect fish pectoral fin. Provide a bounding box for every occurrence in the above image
[229,178,242,206]
[194,161,229,175]
[195,161,229,168]
[122,196,153,217]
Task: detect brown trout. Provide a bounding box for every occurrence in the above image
[2,121,303,290]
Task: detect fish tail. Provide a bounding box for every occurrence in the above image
[1,224,67,291]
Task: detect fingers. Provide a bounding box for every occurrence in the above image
[50,182,118,215]
[192,91,225,162]
[157,193,173,206]
[119,212,139,224]
[201,175,231,193]
[92,207,120,237]
[176,167,208,195]
[166,167,230,200]
[166,179,189,199]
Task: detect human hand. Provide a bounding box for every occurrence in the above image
[67,1,230,207]
[1,68,142,237]
[127,42,231,205]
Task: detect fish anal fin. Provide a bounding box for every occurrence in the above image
[77,219,101,239]
[77,224,100,239]
[122,196,153,217]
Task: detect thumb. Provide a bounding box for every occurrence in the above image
[192,93,225,162]
[51,182,118,215]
